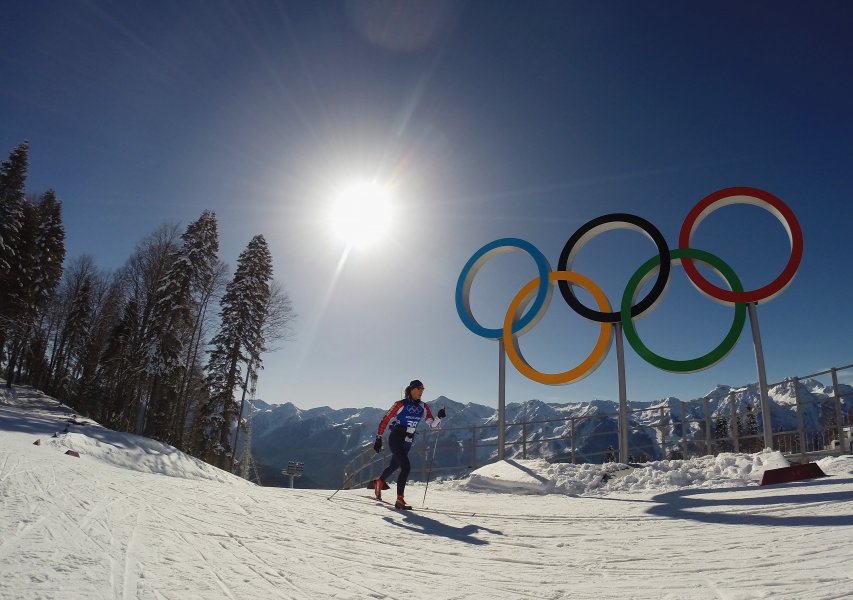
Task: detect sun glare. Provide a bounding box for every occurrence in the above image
[330,182,393,247]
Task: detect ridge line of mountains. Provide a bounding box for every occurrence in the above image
[245,377,852,488]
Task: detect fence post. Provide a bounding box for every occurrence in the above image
[471,426,477,470]
[681,401,689,458]
[793,377,806,458]
[704,398,713,456]
[522,421,528,459]
[832,368,844,442]
[730,393,740,453]
[571,417,576,464]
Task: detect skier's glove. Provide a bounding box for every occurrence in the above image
[437,408,446,419]
[373,436,383,453]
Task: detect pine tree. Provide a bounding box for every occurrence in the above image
[174,261,227,451]
[3,190,66,386]
[0,141,29,271]
[743,404,759,452]
[199,235,272,469]
[112,223,182,432]
[32,190,65,311]
[172,211,220,447]
[714,415,730,452]
[98,298,142,428]
[74,276,122,418]
[144,211,219,441]
[0,141,30,367]
[45,256,97,399]
[2,198,39,385]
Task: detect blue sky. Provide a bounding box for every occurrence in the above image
[2,1,852,410]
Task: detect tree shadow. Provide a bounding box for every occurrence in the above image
[0,407,69,436]
[646,476,853,526]
[382,511,503,545]
[1,389,92,438]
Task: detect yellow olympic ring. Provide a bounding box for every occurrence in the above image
[503,271,613,385]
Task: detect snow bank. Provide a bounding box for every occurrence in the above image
[0,385,250,486]
[455,449,852,496]
[40,431,252,485]
[816,454,853,476]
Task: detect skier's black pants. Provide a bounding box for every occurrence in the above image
[379,428,412,498]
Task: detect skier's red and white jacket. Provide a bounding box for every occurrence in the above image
[378,398,440,438]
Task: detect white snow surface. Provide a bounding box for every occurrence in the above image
[2,386,853,599]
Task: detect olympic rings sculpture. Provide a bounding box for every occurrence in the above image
[455,186,803,385]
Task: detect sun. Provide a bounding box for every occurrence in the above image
[330,181,393,248]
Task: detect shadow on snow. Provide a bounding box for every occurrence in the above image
[646,476,853,527]
[382,511,503,545]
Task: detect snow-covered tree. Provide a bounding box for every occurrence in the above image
[32,190,66,312]
[0,141,28,272]
[742,404,760,452]
[96,298,143,429]
[198,235,273,468]
[714,415,730,452]
[46,256,97,399]
[114,224,182,432]
[0,141,30,368]
[3,190,66,386]
[144,211,219,441]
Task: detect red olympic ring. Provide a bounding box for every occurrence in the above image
[678,186,803,305]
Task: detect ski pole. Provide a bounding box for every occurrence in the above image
[422,423,442,507]
[328,442,381,500]
[327,473,347,501]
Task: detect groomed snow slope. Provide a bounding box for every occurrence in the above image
[2,386,853,599]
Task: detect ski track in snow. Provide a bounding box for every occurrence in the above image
[2,390,853,599]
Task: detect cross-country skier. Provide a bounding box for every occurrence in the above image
[373,379,445,509]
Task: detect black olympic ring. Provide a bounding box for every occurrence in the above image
[557,214,671,323]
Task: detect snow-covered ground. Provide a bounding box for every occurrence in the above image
[2,386,853,599]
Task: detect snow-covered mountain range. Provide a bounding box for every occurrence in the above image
[246,378,853,489]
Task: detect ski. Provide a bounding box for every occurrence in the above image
[356,495,480,517]
[363,495,415,510]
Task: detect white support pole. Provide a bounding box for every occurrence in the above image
[831,368,844,443]
[498,338,506,461]
[747,303,774,450]
[703,398,713,455]
[570,418,576,464]
[793,376,806,457]
[614,322,629,463]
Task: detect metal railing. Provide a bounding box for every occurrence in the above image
[342,362,853,489]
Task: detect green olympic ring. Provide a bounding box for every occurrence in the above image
[621,248,746,373]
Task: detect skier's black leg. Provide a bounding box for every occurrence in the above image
[383,430,411,497]
[394,440,413,498]
[380,429,405,484]
[397,449,411,498]
[379,453,400,484]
